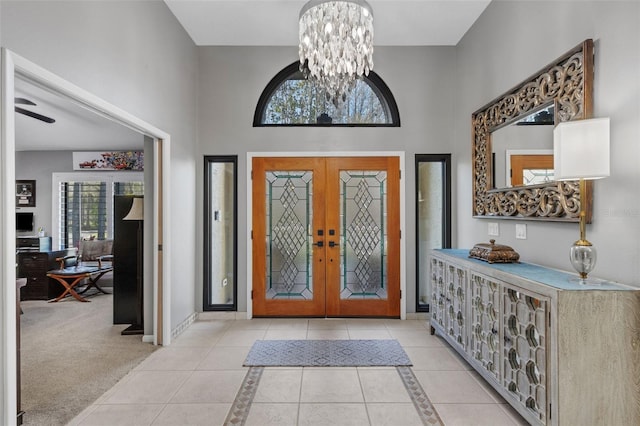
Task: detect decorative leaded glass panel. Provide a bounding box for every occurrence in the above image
[265,171,313,299]
[522,169,554,185]
[339,170,387,300]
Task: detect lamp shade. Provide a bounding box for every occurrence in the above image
[553,117,610,180]
[123,197,144,221]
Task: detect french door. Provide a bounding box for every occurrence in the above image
[252,156,400,317]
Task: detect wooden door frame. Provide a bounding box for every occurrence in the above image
[1,49,172,423]
[246,151,406,320]
[509,154,554,186]
[504,149,553,187]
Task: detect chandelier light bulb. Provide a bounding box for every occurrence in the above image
[299,0,374,104]
[325,22,333,34]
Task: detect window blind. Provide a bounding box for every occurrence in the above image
[58,180,143,248]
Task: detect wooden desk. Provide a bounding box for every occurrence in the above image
[16,248,76,300]
[46,266,113,302]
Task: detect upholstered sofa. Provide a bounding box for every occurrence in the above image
[55,239,113,269]
[76,239,114,268]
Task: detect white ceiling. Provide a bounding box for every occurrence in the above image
[14,0,491,152]
[164,0,491,46]
[15,77,144,152]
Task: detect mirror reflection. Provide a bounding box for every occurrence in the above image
[491,105,555,188]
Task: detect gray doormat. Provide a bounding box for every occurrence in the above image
[243,339,412,367]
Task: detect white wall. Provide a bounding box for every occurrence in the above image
[197,46,458,312]
[454,1,640,286]
[1,0,200,328]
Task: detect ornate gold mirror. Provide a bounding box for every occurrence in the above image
[472,39,594,222]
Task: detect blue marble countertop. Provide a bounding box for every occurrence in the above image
[434,249,635,291]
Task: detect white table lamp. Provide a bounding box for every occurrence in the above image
[553,117,610,280]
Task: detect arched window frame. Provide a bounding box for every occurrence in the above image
[253,61,400,127]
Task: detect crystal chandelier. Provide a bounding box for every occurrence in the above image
[298,0,374,103]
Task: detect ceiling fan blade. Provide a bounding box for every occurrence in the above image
[15,97,37,106]
[15,106,56,124]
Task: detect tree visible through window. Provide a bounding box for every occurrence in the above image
[60,180,143,247]
[66,182,108,244]
[254,62,400,126]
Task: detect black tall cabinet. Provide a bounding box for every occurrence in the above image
[113,195,143,331]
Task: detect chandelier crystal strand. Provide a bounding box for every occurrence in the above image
[299,0,374,103]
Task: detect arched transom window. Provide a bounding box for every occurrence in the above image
[254,62,400,126]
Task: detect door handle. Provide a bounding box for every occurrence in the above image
[313,241,324,247]
[329,241,337,248]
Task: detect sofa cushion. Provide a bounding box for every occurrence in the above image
[79,239,113,261]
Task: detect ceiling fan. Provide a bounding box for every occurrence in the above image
[15,97,56,124]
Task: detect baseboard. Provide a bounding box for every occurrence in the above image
[197,311,248,320]
[142,335,154,343]
[406,312,429,320]
[195,312,424,321]
[171,311,198,341]
[176,312,423,333]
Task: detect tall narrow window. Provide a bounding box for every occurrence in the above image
[415,154,451,312]
[204,156,237,311]
[65,182,108,245]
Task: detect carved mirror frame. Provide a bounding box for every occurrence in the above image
[472,39,594,222]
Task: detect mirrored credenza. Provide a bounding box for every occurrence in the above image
[429,249,640,426]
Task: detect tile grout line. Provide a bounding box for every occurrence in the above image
[298,367,306,425]
[355,367,374,425]
[221,323,441,425]
[223,366,264,425]
[299,323,307,425]
[396,366,444,426]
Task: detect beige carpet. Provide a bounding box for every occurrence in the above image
[19,282,157,425]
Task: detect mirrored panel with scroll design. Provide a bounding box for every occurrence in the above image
[472,39,594,222]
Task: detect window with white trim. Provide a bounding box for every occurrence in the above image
[52,172,143,249]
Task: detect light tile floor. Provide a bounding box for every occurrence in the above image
[69,319,528,426]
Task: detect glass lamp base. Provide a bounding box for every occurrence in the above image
[568,277,605,286]
[570,243,597,282]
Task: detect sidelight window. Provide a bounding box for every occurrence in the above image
[416,154,451,312]
[203,156,237,311]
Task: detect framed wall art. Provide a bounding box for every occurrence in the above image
[16,180,36,207]
[73,151,144,171]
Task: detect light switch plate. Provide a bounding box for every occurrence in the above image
[488,222,499,236]
[516,224,527,239]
